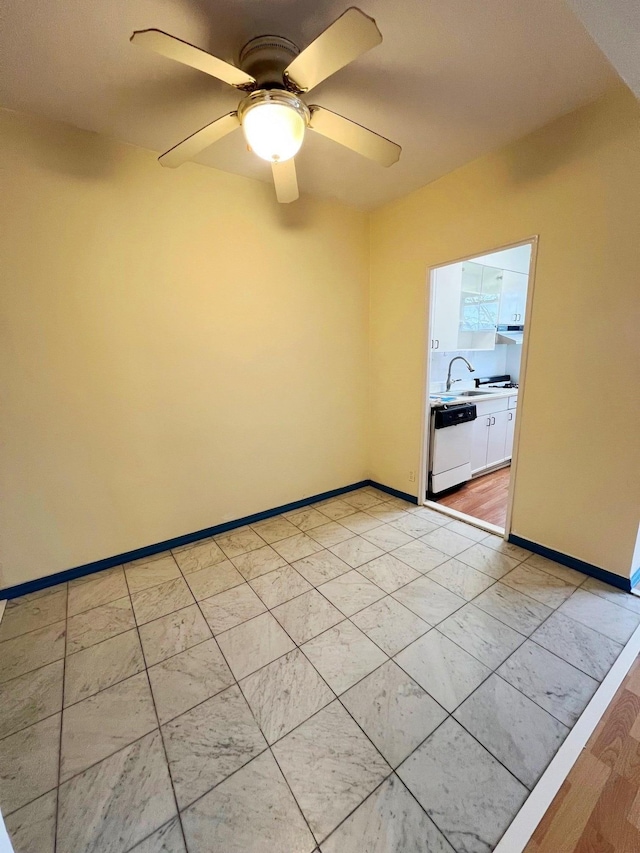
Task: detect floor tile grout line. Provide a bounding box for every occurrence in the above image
[61,639,148,711]
[150,674,240,729]
[0,524,600,764]
[121,816,183,853]
[468,577,613,637]
[3,590,596,799]
[406,603,603,731]
[0,611,67,645]
[0,518,616,645]
[0,676,66,741]
[65,607,135,657]
[11,620,556,828]
[314,771,426,851]
[52,726,164,795]
[168,586,285,822]
[388,768,463,853]
[384,606,598,786]
[268,744,330,847]
[0,556,622,739]
[47,632,244,792]
[65,566,130,619]
[0,494,628,610]
[123,567,190,852]
[523,608,623,683]
[3,499,637,847]
[2,784,60,821]
[392,714,483,852]
[449,674,570,792]
[227,603,408,847]
[166,739,269,815]
[0,642,68,691]
[54,585,144,791]
[444,641,622,824]
[448,629,595,731]
[53,583,71,853]
[1,581,186,658]
[344,607,431,659]
[3,499,392,813]
[0,556,559,741]
[141,628,215,672]
[195,547,628,653]
[389,670,535,795]
[227,645,326,846]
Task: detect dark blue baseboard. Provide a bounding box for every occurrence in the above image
[1,479,416,601]
[368,481,418,505]
[509,533,633,592]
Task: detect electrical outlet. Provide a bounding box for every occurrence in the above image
[408,471,416,483]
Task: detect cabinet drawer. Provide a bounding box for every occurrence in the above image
[474,398,508,417]
[508,395,518,409]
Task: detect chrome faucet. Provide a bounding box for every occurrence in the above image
[445,356,475,391]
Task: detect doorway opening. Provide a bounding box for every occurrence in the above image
[419,238,537,535]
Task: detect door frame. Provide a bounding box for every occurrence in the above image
[418,236,539,538]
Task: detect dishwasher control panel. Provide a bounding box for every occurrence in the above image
[434,403,477,429]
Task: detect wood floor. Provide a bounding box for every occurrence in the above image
[435,466,511,527]
[525,654,640,853]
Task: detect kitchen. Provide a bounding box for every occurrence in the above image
[425,242,533,529]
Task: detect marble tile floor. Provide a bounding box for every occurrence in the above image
[1,486,639,853]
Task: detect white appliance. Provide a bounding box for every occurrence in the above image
[429,403,477,495]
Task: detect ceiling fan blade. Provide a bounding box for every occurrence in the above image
[131,29,256,89]
[271,159,299,203]
[284,7,382,93]
[308,106,401,167]
[159,112,240,168]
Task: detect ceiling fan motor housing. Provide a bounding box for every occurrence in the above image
[239,35,300,90]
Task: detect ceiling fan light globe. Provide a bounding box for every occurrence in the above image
[238,91,310,164]
[242,102,305,162]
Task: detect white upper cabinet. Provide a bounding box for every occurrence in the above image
[431,264,462,351]
[498,270,528,325]
[458,262,501,350]
[431,247,530,353]
[431,262,498,352]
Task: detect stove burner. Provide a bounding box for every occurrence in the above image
[488,382,519,389]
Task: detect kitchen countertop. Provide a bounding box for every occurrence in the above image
[429,388,518,408]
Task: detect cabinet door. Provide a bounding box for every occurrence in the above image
[487,410,509,467]
[498,270,528,325]
[504,409,516,459]
[471,415,491,474]
[458,263,498,351]
[431,264,461,351]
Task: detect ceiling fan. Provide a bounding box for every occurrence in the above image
[130,7,401,203]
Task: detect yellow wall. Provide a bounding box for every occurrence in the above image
[0,109,370,588]
[369,87,640,579]
[3,87,639,590]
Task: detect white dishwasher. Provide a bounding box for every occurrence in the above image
[428,403,477,496]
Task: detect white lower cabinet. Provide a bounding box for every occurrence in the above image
[471,415,491,474]
[486,410,509,468]
[471,396,517,475]
[505,409,516,460]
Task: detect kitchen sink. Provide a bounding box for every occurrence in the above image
[456,390,496,396]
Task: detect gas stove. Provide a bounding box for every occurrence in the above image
[474,374,519,390]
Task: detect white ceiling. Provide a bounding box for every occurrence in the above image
[0,0,621,209]
[566,0,640,99]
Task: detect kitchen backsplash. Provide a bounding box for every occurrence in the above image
[430,344,521,392]
[505,345,522,384]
